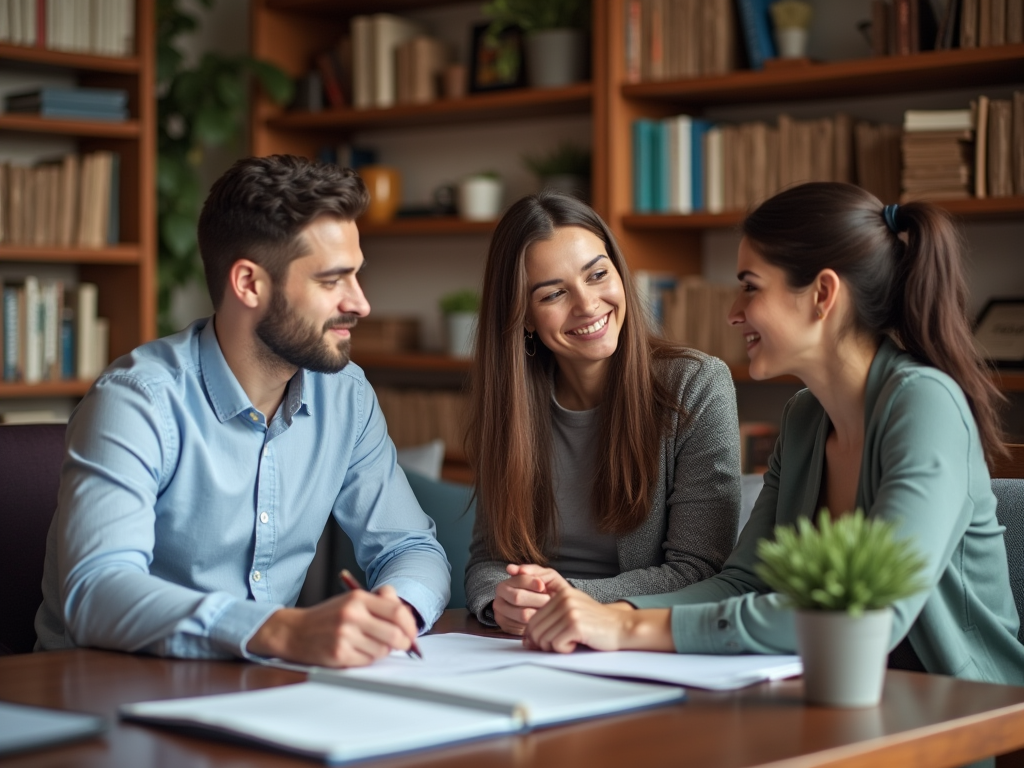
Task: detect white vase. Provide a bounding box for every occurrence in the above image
[525,28,586,88]
[775,27,809,59]
[457,177,503,221]
[795,607,893,707]
[446,312,478,358]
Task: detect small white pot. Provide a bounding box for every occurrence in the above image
[458,177,503,221]
[775,27,809,58]
[446,312,478,358]
[526,28,586,88]
[795,607,893,707]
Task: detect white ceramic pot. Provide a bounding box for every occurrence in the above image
[795,607,893,707]
[525,28,586,88]
[458,177,503,221]
[775,27,809,58]
[446,312,478,358]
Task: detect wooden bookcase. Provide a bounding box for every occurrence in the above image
[0,0,156,402]
[250,1,1024,393]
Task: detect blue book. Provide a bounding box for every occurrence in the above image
[4,286,19,382]
[690,119,714,212]
[632,119,654,213]
[5,87,128,111]
[29,106,128,122]
[736,0,777,71]
[61,310,75,380]
[651,121,670,213]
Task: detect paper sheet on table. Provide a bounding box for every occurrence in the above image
[332,633,801,691]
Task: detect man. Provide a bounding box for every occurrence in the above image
[35,155,450,666]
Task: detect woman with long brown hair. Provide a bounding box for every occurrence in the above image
[464,192,741,633]
[520,182,1024,687]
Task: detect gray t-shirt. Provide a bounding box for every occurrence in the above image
[546,396,620,579]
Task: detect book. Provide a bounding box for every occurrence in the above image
[651,119,670,212]
[5,86,128,111]
[370,14,424,109]
[1013,91,1024,194]
[121,665,685,764]
[736,0,777,70]
[904,109,973,131]
[974,94,990,198]
[987,99,1013,197]
[632,119,655,213]
[961,0,980,46]
[691,118,713,211]
[0,701,106,758]
[315,51,346,109]
[1010,0,1024,42]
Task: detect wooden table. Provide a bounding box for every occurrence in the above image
[3,610,1024,768]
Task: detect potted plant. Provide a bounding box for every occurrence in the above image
[458,171,504,221]
[439,290,481,359]
[755,510,927,707]
[484,0,590,88]
[524,141,592,201]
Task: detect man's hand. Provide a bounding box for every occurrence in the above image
[247,585,418,667]
[492,564,570,635]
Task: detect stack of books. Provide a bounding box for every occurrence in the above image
[0,0,136,57]
[975,93,1024,199]
[854,121,903,204]
[4,87,128,121]
[660,277,748,365]
[2,279,108,384]
[351,14,447,110]
[900,109,974,202]
[0,152,120,249]
[375,387,469,461]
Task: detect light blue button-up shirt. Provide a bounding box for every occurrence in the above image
[35,317,450,658]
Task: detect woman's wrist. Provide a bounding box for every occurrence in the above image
[620,608,675,651]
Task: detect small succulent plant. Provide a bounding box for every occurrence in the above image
[755,510,928,616]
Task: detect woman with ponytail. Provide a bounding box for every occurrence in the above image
[521,182,1024,686]
[464,192,741,634]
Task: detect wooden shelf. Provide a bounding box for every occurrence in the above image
[0,244,141,265]
[267,82,593,131]
[992,371,1024,393]
[266,0,444,13]
[0,42,140,73]
[0,114,139,138]
[621,44,1024,107]
[0,380,93,398]
[352,352,473,373]
[359,217,495,237]
[622,197,1024,231]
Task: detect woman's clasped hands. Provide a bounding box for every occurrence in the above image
[496,564,675,654]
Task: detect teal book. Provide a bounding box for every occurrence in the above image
[651,120,670,213]
[632,119,654,213]
[691,119,714,212]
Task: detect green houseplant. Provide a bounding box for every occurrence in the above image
[756,510,928,707]
[484,0,590,88]
[439,290,480,359]
[523,141,591,201]
[156,0,292,335]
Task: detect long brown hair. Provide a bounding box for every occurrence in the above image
[742,182,1007,466]
[467,192,689,564]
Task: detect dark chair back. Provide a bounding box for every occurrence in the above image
[0,423,66,654]
[993,444,1024,645]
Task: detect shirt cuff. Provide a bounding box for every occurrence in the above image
[380,577,445,633]
[209,598,283,659]
[666,602,746,654]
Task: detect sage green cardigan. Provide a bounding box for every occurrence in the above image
[631,338,1024,684]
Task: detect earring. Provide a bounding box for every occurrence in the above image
[524,330,536,357]
[816,308,824,319]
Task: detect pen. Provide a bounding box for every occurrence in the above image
[338,569,423,660]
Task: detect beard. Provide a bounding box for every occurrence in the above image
[255,287,357,374]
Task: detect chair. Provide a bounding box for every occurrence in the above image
[0,423,66,655]
[324,470,476,611]
[992,444,1024,645]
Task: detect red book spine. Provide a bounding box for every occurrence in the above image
[36,0,46,49]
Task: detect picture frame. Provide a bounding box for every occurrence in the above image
[973,298,1024,368]
[468,22,526,94]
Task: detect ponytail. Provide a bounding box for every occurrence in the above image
[743,183,1007,468]
[889,202,1008,466]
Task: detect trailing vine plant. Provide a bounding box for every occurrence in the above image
[156,0,292,335]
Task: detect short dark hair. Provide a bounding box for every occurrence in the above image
[197,155,369,307]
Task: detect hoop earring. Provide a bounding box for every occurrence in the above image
[524,330,536,357]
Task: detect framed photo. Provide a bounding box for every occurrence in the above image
[974,298,1024,368]
[468,22,526,94]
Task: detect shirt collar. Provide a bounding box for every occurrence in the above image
[199,316,259,423]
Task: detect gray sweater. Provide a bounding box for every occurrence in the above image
[465,352,742,624]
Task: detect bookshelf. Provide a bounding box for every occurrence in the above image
[0,0,155,405]
[250,1,1024,403]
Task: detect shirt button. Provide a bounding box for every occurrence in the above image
[249,412,258,422]
[263,446,269,457]
[717,619,730,630]
[260,512,269,524]
[252,571,261,582]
